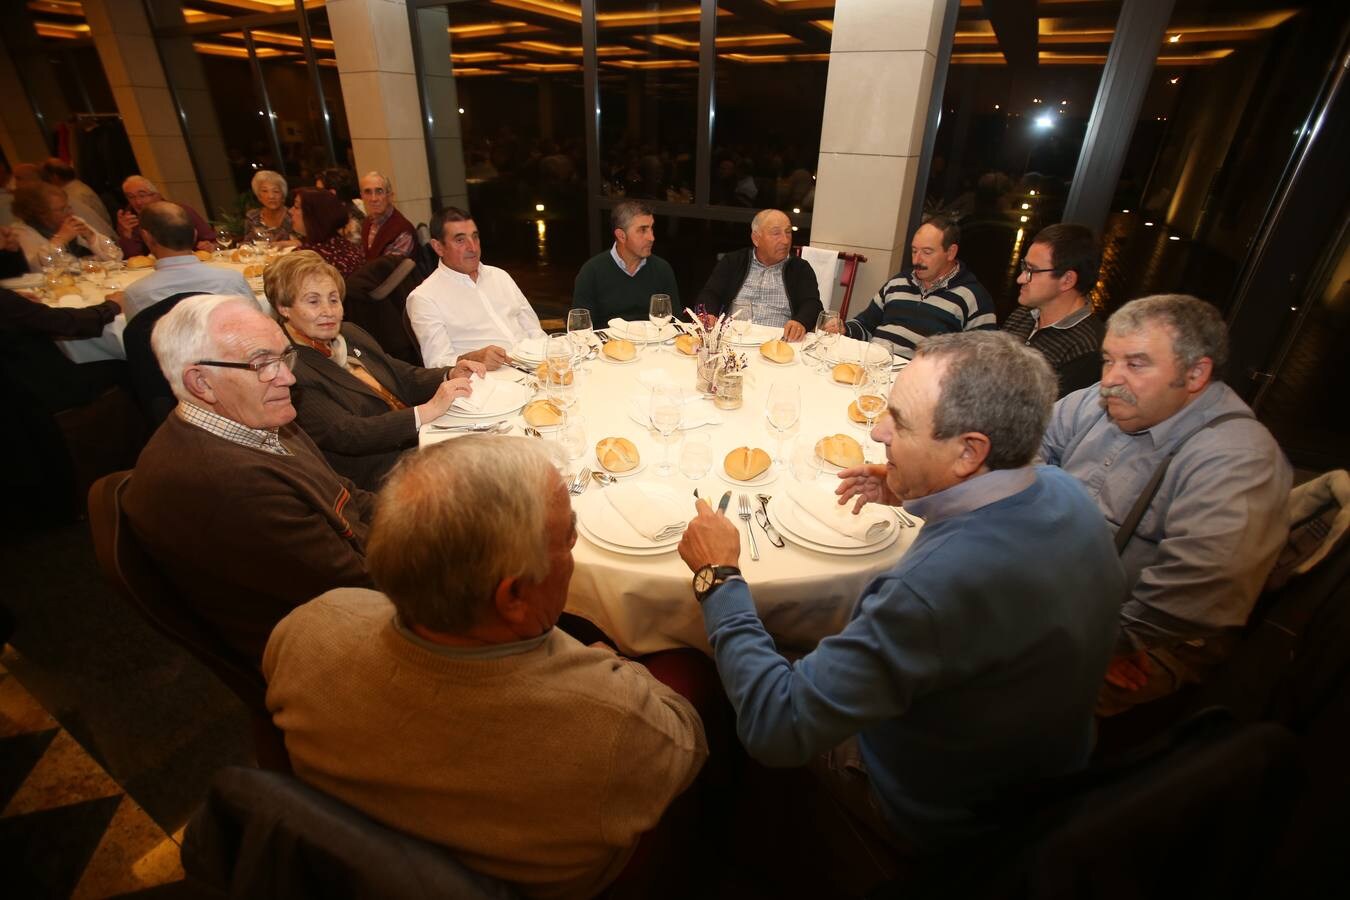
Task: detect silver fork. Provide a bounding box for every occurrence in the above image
[568,468,592,495]
[738,494,760,561]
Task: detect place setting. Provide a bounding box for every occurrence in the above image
[445,372,533,419]
[573,477,688,556]
[763,480,899,557]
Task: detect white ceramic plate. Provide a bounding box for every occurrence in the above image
[598,350,642,365]
[591,436,650,478]
[717,465,779,488]
[756,349,801,367]
[574,484,685,550]
[576,519,680,556]
[449,379,532,418]
[766,495,898,555]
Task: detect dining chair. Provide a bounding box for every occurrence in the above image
[794,246,869,319]
[182,765,519,899]
[87,471,290,772]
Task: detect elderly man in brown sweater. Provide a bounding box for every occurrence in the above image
[123,295,374,664]
[263,435,709,900]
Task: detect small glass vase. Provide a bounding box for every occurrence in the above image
[713,368,744,410]
[695,342,719,396]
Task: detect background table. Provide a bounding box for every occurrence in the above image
[421,331,920,657]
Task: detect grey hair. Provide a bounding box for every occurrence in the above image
[915,331,1057,470]
[151,295,262,402]
[611,199,653,233]
[367,436,555,634]
[122,174,157,194]
[250,169,288,196]
[1107,294,1228,378]
[360,170,392,193]
[751,208,789,234]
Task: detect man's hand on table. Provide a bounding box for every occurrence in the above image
[458,345,510,370]
[678,498,741,573]
[835,464,901,514]
[104,291,125,313]
[1104,650,1151,692]
[783,320,806,342]
[450,359,487,381]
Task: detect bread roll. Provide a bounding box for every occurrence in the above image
[602,339,636,361]
[674,333,700,356]
[724,446,772,481]
[523,399,563,427]
[126,255,155,270]
[832,362,864,385]
[596,437,640,472]
[243,264,265,279]
[759,339,794,364]
[846,400,867,424]
[194,249,213,261]
[230,249,244,263]
[815,433,864,468]
[535,362,573,385]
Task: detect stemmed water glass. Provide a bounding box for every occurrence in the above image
[853,369,888,460]
[215,226,235,258]
[814,310,842,374]
[545,333,576,409]
[649,384,683,476]
[764,382,801,467]
[864,335,894,375]
[649,294,672,342]
[567,308,594,373]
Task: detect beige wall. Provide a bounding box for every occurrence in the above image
[328,0,438,226]
[811,0,948,311]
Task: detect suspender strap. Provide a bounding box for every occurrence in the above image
[1114,412,1254,555]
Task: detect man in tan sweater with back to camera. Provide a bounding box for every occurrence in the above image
[263,434,708,899]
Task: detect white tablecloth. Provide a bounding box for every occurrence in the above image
[419,335,920,656]
[8,260,272,364]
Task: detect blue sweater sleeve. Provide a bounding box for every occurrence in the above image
[702,576,942,767]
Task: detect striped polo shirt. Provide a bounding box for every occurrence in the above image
[851,262,997,358]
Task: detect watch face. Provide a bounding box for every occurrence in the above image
[694,566,715,593]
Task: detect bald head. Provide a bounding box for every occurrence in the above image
[750,208,792,266]
[139,201,195,253]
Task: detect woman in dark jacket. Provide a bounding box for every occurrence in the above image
[265,250,482,488]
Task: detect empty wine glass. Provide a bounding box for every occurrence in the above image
[545,333,576,408]
[730,307,752,343]
[790,435,826,483]
[853,369,889,459]
[80,257,108,288]
[557,412,587,461]
[566,308,594,372]
[649,385,683,476]
[864,335,894,375]
[215,226,235,257]
[814,310,841,373]
[764,382,801,466]
[649,294,672,341]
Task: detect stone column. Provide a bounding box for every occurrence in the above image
[328,0,443,226]
[810,0,949,310]
[83,0,233,218]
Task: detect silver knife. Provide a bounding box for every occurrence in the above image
[716,491,732,515]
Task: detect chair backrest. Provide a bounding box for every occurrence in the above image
[895,710,1300,899]
[415,221,431,247]
[182,766,520,900]
[121,290,200,428]
[87,471,269,717]
[343,256,422,365]
[794,246,868,319]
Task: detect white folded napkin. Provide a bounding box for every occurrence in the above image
[786,482,891,542]
[605,483,687,541]
[513,336,547,360]
[450,373,497,413]
[626,398,721,429]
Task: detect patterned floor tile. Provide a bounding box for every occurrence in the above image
[72,795,185,899]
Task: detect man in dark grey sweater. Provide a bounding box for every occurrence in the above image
[571,199,680,323]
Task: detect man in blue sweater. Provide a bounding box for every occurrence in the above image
[678,331,1123,873]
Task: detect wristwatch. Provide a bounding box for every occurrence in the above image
[693,565,742,603]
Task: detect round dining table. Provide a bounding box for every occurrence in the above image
[420,323,922,658]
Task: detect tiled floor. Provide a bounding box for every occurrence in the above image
[0,660,186,898]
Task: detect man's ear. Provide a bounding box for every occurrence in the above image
[493,577,529,625]
[952,431,991,478]
[1059,268,1079,293]
[1185,357,1214,394]
[429,239,444,257]
[183,366,215,404]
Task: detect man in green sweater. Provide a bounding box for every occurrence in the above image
[572,199,680,323]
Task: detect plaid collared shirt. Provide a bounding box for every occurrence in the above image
[177,402,291,456]
[730,253,792,327]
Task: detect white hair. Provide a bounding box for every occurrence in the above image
[122,175,157,194]
[360,170,392,193]
[152,295,263,402]
[250,169,288,197]
[751,208,788,235]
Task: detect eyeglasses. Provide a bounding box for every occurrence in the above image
[195,347,298,382]
[1018,260,1059,278]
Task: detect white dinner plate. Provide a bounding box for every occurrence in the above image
[716,462,779,488]
[766,494,898,555]
[576,519,680,556]
[574,484,685,550]
[756,349,801,367]
[724,324,786,347]
[599,349,642,365]
[449,379,532,418]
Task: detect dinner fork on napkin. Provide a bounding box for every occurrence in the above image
[604,483,687,541]
[786,482,891,542]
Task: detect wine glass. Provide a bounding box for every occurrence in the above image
[814,310,841,374]
[853,369,889,459]
[864,335,894,375]
[730,307,752,343]
[566,308,594,373]
[545,333,576,409]
[215,226,235,258]
[764,382,801,466]
[649,385,683,476]
[80,257,108,288]
[649,294,672,341]
[557,412,587,461]
[789,435,826,483]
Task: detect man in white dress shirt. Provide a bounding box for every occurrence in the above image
[406,207,542,369]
